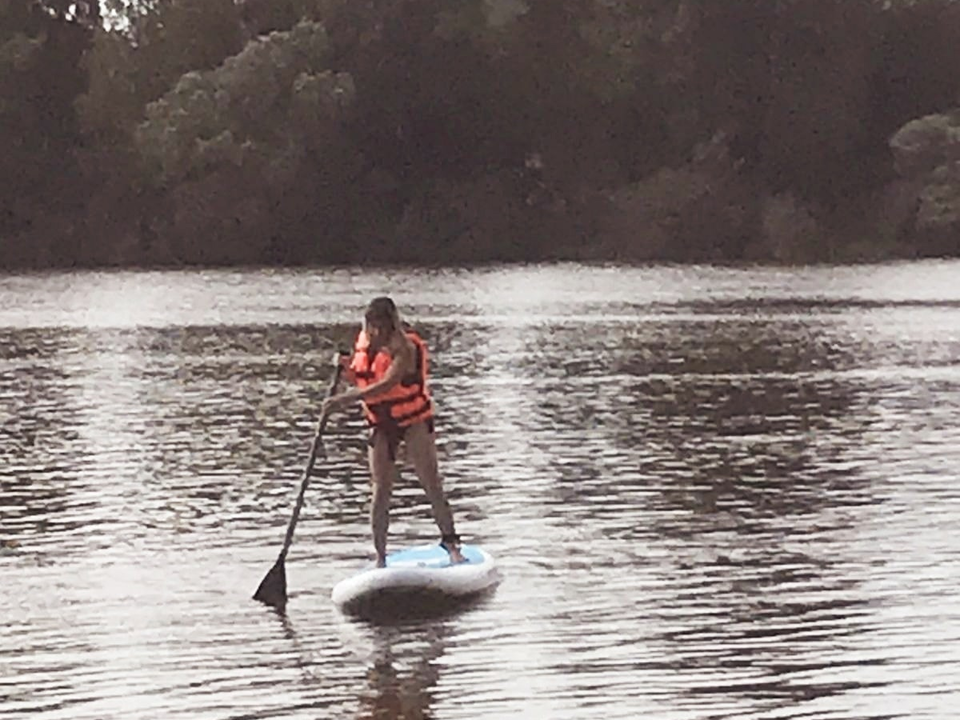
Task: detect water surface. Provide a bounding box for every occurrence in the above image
[2,262,959,719]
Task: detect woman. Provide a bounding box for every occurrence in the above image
[321,296,465,567]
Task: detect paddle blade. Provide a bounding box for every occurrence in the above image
[253,557,287,609]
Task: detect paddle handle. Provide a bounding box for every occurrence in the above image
[277,363,344,562]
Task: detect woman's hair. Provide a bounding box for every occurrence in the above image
[364,296,401,333]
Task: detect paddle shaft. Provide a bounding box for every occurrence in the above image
[276,364,343,563]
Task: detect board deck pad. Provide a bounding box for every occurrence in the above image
[385,543,485,569]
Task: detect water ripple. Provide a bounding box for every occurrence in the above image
[2,264,960,719]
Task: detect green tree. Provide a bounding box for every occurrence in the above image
[70,0,247,265]
[6,0,960,269]
[134,20,360,264]
[0,0,95,265]
[868,0,960,151]
[890,111,960,256]
[678,0,884,200]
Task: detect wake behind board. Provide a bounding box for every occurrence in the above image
[332,544,499,620]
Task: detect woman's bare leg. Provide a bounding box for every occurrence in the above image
[404,421,465,563]
[368,431,396,567]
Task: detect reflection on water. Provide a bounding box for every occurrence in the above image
[2,262,960,719]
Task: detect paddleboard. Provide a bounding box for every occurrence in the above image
[332,543,500,619]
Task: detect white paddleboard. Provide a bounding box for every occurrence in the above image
[332,543,500,619]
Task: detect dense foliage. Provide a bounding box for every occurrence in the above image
[2,0,959,268]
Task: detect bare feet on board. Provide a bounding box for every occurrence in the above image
[444,543,467,565]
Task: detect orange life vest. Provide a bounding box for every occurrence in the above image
[349,327,433,427]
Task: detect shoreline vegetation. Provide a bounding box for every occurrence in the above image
[2,0,959,271]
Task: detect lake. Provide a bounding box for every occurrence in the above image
[1,262,959,719]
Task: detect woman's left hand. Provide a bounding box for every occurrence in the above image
[321,397,339,418]
[322,391,356,418]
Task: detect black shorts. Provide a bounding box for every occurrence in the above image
[368,416,435,462]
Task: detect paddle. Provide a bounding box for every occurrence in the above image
[254,361,344,610]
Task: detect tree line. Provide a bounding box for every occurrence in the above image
[2,0,959,269]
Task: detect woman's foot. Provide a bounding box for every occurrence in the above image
[440,535,467,565]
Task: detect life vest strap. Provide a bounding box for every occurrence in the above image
[391,399,433,426]
[366,388,425,410]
